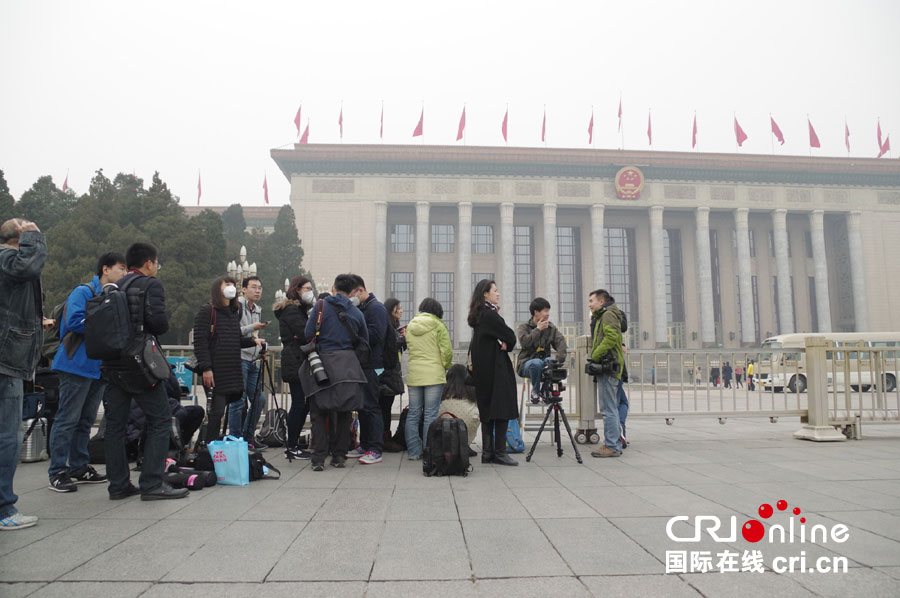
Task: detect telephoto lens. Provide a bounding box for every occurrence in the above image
[307,350,329,385]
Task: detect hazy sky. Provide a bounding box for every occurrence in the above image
[2,0,898,207]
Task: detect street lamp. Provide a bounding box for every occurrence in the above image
[274,277,290,302]
[226,245,256,288]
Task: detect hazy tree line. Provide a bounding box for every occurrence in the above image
[0,168,306,345]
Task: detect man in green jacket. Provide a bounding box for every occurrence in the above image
[587,289,624,458]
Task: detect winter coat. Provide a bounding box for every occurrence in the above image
[0,231,48,379]
[358,294,388,370]
[470,307,519,421]
[590,302,624,380]
[515,319,568,376]
[304,294,368,353]
[405,312,453,386]
[51,276,103,379]
[299,348,367,411]
[238,296,263,362]
[274,298,309,384]
[192,303,255,394]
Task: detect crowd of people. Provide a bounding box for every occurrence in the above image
[0,217,628,531]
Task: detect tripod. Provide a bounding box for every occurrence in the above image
[525,380,583,464]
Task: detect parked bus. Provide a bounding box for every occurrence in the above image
[755,332,900,393]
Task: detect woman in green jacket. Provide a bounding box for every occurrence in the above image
[404,298,453,459]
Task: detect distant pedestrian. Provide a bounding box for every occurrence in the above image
[734,365,744,388]
[723,362,733,389]
[694,365,702,386]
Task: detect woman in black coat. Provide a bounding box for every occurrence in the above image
[468,279,519,466]
[193,276,261,441]
[274,275,314,459]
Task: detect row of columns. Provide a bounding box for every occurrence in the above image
[372,201,868,345]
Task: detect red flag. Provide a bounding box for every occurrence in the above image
[734,117,748,147]
[617,98,622,132]
[770,117,785,145]
[197,172,202,206]
[541,107,546,142]
[845,121,850,152]
[456,106,466,141]
[878,135,891,158]
[808,118,821,148]
[692,114,698,149]
[412,108,423,137]
[299,122,309,144]
[877,121,883,151]
[647,111,652,146]
[501,108,508,142]
[338,106,343,139]
[293,105,302,136]
[587,111,594,144]
[263,175,269,205]
[380,103,384,139]
[62,173,68,192]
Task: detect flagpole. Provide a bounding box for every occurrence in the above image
[340,100,344,144]
[845,115,849,157]
[421,100,425,145]
[505,103,509,147]
[381,100,384,144]
[543,104,547,148]
[464,102,467,146]
[807,113,811,157]
[619,92,624,150]
[734,111,738,153]
[770,113,774,155]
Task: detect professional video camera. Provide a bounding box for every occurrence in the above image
[526,358,582,464]
[536,358,567,404]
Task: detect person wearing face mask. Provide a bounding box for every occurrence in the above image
[274,275,315,459]
[192,276,264,441]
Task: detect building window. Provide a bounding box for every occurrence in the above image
[773,276,781,333]
[472,273,495,292]
[787,233,792,258]
[790,276,797,331]
[391,224,415,253]
[557,226,582,326]
[808,276,818,332]
[768,230,775,257]
[751,275,761,344]
[732,228,755,257]
[472,225,494,254]
[805,231,813,258]
[431,224,455,253]
[735,275,742,340]
[431,272,454,344]
[389,272,414,326]
[514,226,534,323]
[604,228,639,334]
[664,228,685,324]
[710,230,723,344]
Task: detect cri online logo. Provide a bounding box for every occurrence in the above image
[666,500,850,544]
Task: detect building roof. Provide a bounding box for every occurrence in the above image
[184,205,282,228]
[271,144,900,187]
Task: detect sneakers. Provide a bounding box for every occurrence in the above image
[70,465,107,484]
[49,473,77,493]
[345,447,365,459]
[311,463,325,472]
[285,447,311,461]
[620,425,628,450]
[591,446,622,458]
[530,390,542,404]
[0,512,38,531]
[358,451,383,465]
[251,440,269,451]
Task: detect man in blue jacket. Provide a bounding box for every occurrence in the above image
[348,275,387,465]
[0,218,48,530]
[48,252,127,492]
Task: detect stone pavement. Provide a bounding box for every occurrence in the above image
[3,417,900,598]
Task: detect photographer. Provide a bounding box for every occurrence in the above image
[274,275,314,460]
[516,297,568,403]
[587,289,624,458]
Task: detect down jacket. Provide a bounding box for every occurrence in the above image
[405,312,452,387]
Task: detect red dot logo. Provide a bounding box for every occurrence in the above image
[776,500,788,511]
[800,517,806,523]
[758,504,773,519]
[793,507,801,515]
[742,519,765,543]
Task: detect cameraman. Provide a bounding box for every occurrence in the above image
[516,297,568,402]
[587,289,624,458]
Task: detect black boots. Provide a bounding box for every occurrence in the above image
[481,425,494,464]
[491,419,518,466]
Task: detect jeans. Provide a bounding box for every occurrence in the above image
[104,380,170,494]
[286,381,310,448]
[405,384,443,458]
[240,360,264,441]
[0,374,24,518]
[616,380,629,437]
[49,372,106,477]
[522,357,551,394]
[595,375,621,452]
[358,369,383,454]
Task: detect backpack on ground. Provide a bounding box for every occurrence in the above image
[256,357,288,447]
[423,416,472,477]
[249,451,281,480]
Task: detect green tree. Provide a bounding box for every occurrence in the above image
[267,204,306,286]
[0,169,14,223]
[16,175,76,230]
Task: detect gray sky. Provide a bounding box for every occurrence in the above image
[2,0,898,207]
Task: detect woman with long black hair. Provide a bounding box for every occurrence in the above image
[467,279,518,466]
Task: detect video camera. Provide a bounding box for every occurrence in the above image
[540,358,568,384]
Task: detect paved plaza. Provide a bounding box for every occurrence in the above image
[2,417,900,598]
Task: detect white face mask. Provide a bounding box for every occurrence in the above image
[223,285,237,300]
[301,290,314,304]
[349,296,360,307]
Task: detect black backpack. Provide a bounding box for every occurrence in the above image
[85,277,141,360]
[423,417,472,477]
[249,451,281,481]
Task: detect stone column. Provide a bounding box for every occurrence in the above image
[695,207,716,346]
[847,211,869,331]
[809,210,832,332]
[543,203,558,311]
[415,201,430,309]
[457,202,473,344]
[649,206,667,346]
[590,204,606,289]
[734,208,756,344]
[374,201,387,300]
[773,209,794,334]
[500,202,516,321]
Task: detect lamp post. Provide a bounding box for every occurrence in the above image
[226,245,256,288]
[274,277,290,302]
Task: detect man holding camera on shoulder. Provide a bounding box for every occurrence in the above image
[516,297,568,403]
[586,289,624,458]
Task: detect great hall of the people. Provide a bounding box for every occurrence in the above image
[271,144,900,349]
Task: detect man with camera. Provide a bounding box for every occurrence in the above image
[586,289,624,458]
[230,275,269,446]
[516,297,568,403]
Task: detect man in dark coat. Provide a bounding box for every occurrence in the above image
[349,275,387,465]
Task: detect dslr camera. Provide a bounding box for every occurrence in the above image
[299,341,329,385]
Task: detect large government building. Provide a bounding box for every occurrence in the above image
[271,144,900,349]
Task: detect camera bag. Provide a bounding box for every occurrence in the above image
[423,416,472,477]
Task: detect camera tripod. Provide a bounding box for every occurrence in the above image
[525,381,583,464]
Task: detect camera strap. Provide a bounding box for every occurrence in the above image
[313,298,325,346]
